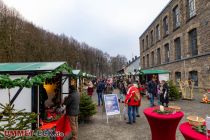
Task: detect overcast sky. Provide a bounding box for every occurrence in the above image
[3,0,170,60]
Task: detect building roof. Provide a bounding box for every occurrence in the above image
[139,0,173,38]
[0,62,66,73]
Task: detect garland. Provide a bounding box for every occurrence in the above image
[0,63,72,89]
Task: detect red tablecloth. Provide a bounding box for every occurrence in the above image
[179,122,210,140]
[56,115,71,140]
[144,107,184,140]
[39,115,71,140]
[39,120,58,130]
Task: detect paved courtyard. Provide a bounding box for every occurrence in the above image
[78,89,210,140]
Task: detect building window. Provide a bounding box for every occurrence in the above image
[175,72,181,85]
[146,35,149,49]
[189,70,198,86]
[143,56,145,68]
[164,43,170,63]
[142,39,145,51]
[157,48,161,65]
[173,5,180,29]
[163,16,169,36]
[147,54,149,67]
[151,51,154,66]
[189,28,198,56]
[150,30,154,45]
[156,24,160,41]
[187,0,196,19]
[174,37,181,60]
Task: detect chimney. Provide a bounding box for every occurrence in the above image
[135,56,137,59]
[132,58,134,61]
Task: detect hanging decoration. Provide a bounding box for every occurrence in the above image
[0,63,72,89]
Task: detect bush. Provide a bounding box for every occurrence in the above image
[79,93,97,123]
[168,80,181,100]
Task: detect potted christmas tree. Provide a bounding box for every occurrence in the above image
[79,93,97,123]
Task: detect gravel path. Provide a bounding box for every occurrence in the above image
[78,89,210,140]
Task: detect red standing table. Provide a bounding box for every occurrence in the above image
[179,122,210,140]
[144,107,184,140]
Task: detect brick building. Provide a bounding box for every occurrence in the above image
[139,0,210,88]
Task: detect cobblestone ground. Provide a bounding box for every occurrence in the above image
[78,89,210,140]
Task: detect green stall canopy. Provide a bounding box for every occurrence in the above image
[0,62,67,73]
[140,69,170,75]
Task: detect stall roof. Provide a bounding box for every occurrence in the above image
[0,62,66,73]
[72,70,81,75]
[141,69,170,74]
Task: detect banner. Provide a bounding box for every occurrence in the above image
[159,73,169,81]
[104,94,120,116]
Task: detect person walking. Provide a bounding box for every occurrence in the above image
[63,85,80,140]
[157,81,161,105]
[125,84,140,124]
[160,80,169,107]
[136,82,143,117]
[87,81,94,98]
[96,80,105,106]
[148,77,157,107]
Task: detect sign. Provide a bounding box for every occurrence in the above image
[159,73,169,81]
[206,115,210,136]
[104,94,120,116]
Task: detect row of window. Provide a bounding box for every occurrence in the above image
[142,28,198,68]
[141,0,196,52]
[175,71,198,86]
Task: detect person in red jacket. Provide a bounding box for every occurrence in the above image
[125,84,140,124]
[87,81,94,98]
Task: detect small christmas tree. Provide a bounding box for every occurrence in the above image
[168,80,181,100]
[79,93,97,123]
[0,103,37,139]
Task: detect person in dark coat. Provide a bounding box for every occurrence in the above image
[147,78,157,107]
[160,80,169,107]
[63,85,80,140]
[96,80,105,106]
[39,85,48,120]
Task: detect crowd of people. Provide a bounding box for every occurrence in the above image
[59,76,169,139]
[91,76,169,125]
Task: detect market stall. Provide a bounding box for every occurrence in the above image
[0,62,72,130]
[137,69,170,83]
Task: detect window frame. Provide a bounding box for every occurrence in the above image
[173,5,180,29]
[174,37,181,60]
[146,54,149,68]
[156,24,160,41]
[146,35,149,49]
[150,30,154,45]
[163,16,169,36]
[164,43,170,63]
[175,72,181,85]
[187,0,196,19]
[142,39,145,52]
[188,28,198,56]
[151,51,154,66]
[157,48,161,65]
[189,70,198,86]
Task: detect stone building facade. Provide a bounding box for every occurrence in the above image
[139,0,210,88]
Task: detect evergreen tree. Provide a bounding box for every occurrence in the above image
[168,80,181,100]
[79,93,97,122]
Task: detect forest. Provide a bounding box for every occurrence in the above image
[0,0,127,77]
